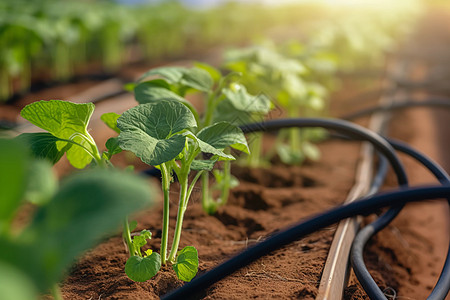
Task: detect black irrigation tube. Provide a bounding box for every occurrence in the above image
[162,118,410,299]
[351,138,450,300]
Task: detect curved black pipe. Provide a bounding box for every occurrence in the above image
[351,139,450,300]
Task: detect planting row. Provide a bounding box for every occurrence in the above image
[0,0,421,101]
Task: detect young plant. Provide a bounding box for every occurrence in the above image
[131,63,270,213]
[0,138,154,300]
[17,100,160,286]
[225,46,327,165]
[117,99,249,281]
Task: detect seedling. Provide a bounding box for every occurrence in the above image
[117,100,249,281]
[225,46,327,165]
[131,63,269,213]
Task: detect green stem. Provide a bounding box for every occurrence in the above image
[247,132,263,167]
[160,163,171,265]
[218,160,231,207]
[51,284,63,300]
[123,216,135,257]
[167,172,189,263]
[201,172,210,213]
[202,92,216,128]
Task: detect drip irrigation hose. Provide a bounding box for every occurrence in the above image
[162,185,450,300]
[341,98,450,121]
[351,139,450,300]
[162,118,410,299]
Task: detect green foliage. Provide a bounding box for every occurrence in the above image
[117,100,197,166]
[172,246,199,282]
[20,100,97,169]
[100,112,121,134]
[0,138,155,296]
[125,253,161,282]
[0,139,27,226]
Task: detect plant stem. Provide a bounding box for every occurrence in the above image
[160,163,171,265]
[201,172,211,213]
[167,172,189,263]
[51,284,63,300]
[123,216,135,256]
[247,132,263,167]
[218,160,231,207]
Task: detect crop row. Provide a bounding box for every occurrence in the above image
[0,0,420,102]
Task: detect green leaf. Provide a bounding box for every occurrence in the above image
[197,122,249,154]
[125,253,161,282]
[180,67,213,92]
[0,138,28,223]
[24,160,57,206]
[21,168,155,291]
[20,100,96,169]
[303,141,321,161]
[191,159,217,171]
[277,144,305,165]
[137,66,213,93]
[104,137,122,159]
[173,246,198,282]
[117,101,197,166]
[129,220,138,232]
[0,262,37,300]
[134,81,200,125]
[222,84,272,113]
[15,133,71,164]
[135,80,187,104]
[132,229,152,250]
[137,66,185,83]
[184,132,234,161]
[194,62,221,83]
[101,112,121,134]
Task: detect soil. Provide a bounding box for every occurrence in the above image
[3,7,449,300]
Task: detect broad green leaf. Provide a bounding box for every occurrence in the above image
[137,66,185,83]
[0,139,27,223]
[134,81,186,103]
[222,84,272,113]
[22,168,155,291]
[100,112,121,134]
[104,137,122,159]
[191,159,217,171]
[194,62,221,83]
[137,66,213,93]
[184,132,234,161]
[173,246,198,282]
[125,252,161,282]
[197,122,249,154]
[134,82,200,124]
[20,100,96,169]
[132,229,152,250]
[0,262,37,300]
[117,101,197,166]
[24,160,57,206]
[15,133,71,164]
[180,67,213,92]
